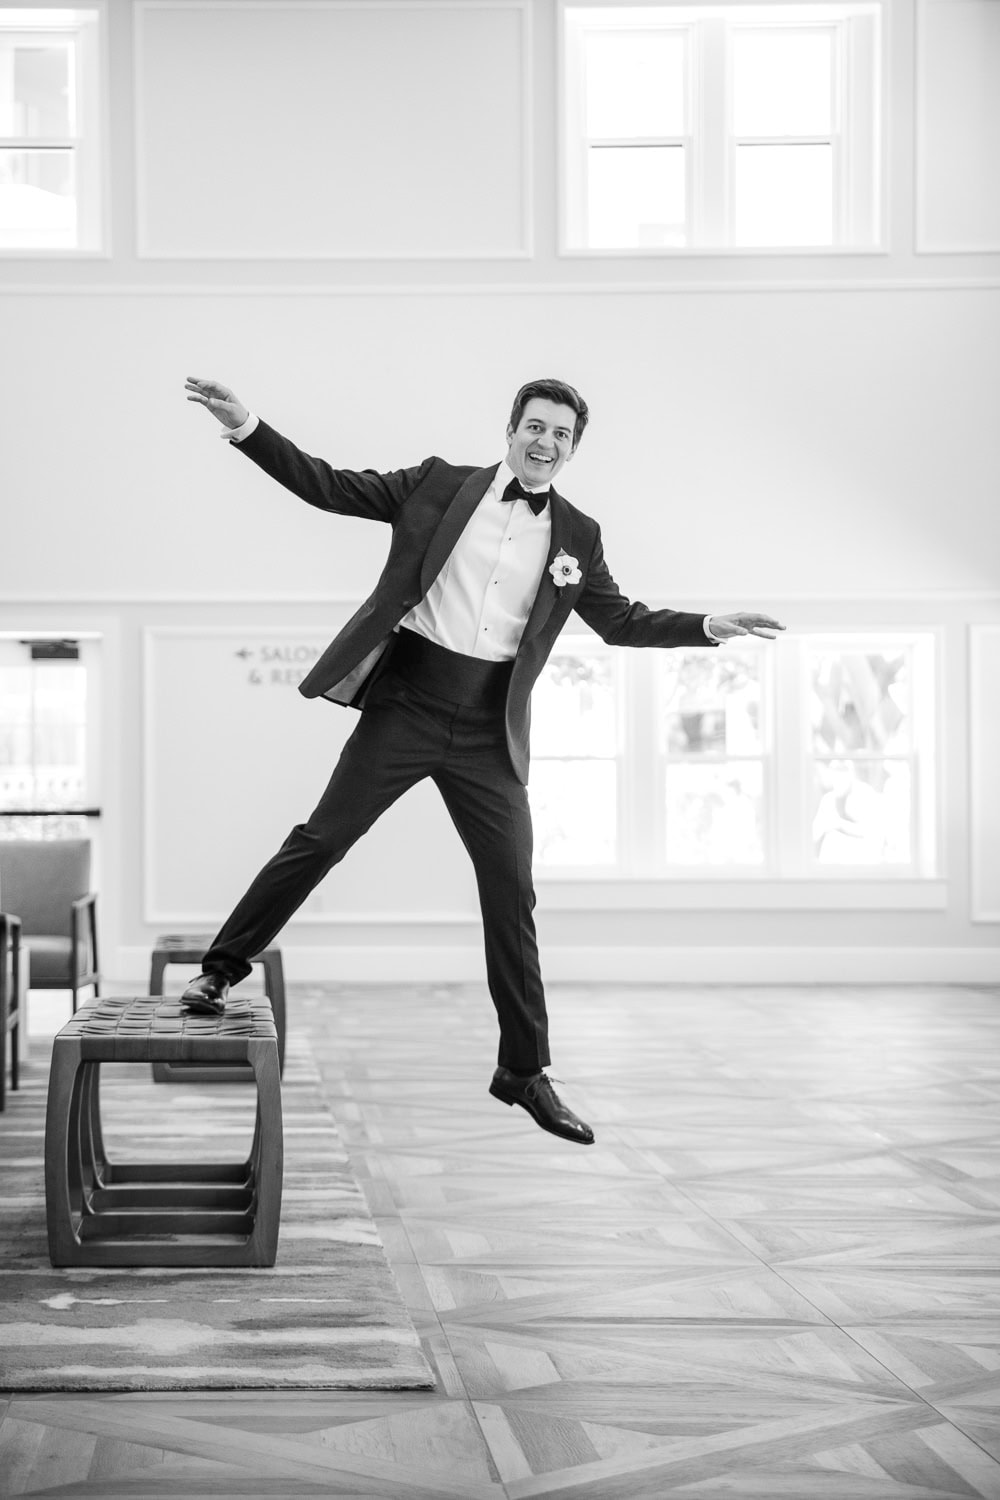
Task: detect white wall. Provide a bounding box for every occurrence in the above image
[2,286,998,600]
[1,0,998,984]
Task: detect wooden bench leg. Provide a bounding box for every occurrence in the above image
[45,1038,83,1266]
[149,951,170,996]
[259,951,286,1076]
[78,1062,108,1192]
[246,1039,283,1267]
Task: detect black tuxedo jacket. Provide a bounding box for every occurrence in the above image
[235,420,716,784]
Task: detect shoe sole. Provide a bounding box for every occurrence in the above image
[489,1081,595,1145]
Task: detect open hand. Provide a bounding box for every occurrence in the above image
[184,376,249,430]
[710,612,786,641]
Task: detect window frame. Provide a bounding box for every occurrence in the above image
[0,4,107,257]
[727,19,841,249]
[567,16,695,249]
[530,626,939,888]
[560,0,884,256]
[0,634,102,837]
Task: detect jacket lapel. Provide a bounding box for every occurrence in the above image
[519,489,572,647]
[419,464,498,597]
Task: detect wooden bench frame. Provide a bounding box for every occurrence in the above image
[44,996,283,1267]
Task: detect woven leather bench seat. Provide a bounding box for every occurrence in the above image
[44,995,283,1268]
[150,934,286,1084]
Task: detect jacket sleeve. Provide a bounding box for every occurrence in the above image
[232,418,435,524]
[573,528,718,649]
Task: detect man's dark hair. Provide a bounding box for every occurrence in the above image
[509,378,589,450]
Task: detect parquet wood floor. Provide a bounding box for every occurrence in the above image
[2,982,999,1498]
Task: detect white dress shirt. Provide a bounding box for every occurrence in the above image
[225,416,722,647]
[399,459,550,661]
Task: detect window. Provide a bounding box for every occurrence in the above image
[658,644,768,865]
[0,637,99,837]
[0,7,103,252]
[563,2,881,252]
[529,630,936,877]
[806,637,935,871]
[528,641,621,867]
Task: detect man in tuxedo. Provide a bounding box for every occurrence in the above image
[182,375,784,1145]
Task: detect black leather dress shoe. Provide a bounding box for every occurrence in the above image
[489,1067,595,1145]
[180,971,230,1015]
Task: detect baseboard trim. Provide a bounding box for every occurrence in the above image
[115,945,1000,986]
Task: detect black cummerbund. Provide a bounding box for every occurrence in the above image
[392,628,513,709]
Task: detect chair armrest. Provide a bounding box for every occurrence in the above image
[70,893,100,987]
[0,911,22,1012]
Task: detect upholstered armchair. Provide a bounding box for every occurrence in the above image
[0,839,100,1015]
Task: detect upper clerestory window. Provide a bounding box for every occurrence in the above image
[0,6,104,253]
[563,2,882,253]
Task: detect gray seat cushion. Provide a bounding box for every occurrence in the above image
[24,935,73,988]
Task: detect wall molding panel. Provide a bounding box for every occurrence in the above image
[133,0,532,260]
[5,281,1000,295]
[142,625,482,926]
[916,0,1000,254]
[11,592,1000,606]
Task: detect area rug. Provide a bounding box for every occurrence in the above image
[0,1030,435,1392]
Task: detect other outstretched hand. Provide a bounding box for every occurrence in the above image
[184,376,249,430]
[709,613,786,641]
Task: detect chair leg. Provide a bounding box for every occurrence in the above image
[0,916,20,1110]
[10,923,19,1093]
[0,948,6,1114]
[91,902,100,999]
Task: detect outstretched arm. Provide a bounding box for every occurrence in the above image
[574,530,785,647]
[184,375,430,524]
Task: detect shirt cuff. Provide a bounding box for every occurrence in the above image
[221,412,259,443]
[704,615,722,643]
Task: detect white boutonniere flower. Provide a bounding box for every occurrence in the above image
[549,550,582,588]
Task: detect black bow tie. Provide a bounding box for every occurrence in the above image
[501,477,549,516]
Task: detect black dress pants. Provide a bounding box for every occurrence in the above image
[202,659,550,1073]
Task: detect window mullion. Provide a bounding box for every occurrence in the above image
[75,15,99,251]
[694,16,727,246]
[842,9,880,246]
[774,634,806,876]
[624,649,658,875]
[563,10,587,250]
[832,18,848,245]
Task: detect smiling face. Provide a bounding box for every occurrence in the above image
[505,397,578,488]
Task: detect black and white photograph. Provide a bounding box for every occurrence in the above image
[0,0,998,1495]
